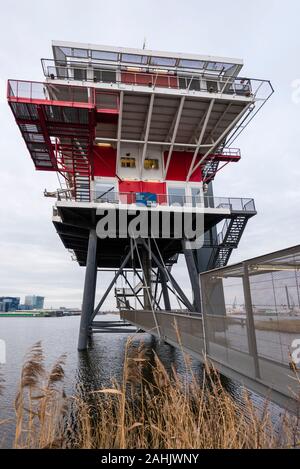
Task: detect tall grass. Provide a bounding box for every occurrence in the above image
[2,339,300,449]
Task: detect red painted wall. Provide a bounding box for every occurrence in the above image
[121,72,178,89]
[164,151,203,182]
[118,181,166,204]
[118,180,166,195]
[93,146,116,177]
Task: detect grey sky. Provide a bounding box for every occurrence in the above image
[0,0,299,308]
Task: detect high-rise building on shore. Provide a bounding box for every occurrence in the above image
[0,297,20,312]
[24,295,45,310]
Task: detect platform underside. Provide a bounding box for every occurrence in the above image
[53,204,255,267]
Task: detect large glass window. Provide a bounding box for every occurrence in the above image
[150,56,177,67]
[72,48,89,58]
[191,187,202,207]
[121,53,148,65]
[93,69,116,83]
[168,186,186,206]
[178,59,205,69]
[73,68,87,81]
[92,50,118,61]
[95,183,116,202]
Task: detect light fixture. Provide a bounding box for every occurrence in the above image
[126,66,142,72]
[96,143,112,148]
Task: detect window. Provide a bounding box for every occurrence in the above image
[191,187,202,207]
[121,157,136,168]
[178,59,205,69]
[121,53,148,65]
[178,76,201,91]
[95,183,116,202]
[206,80,219,93]
[168,186,186,206]
[150,56,177,67]
[144,158,159,170]
[72,48,89,58]
[73,68,87,81]
[206,61,226,72]
[92,50,118,61]
[93,69,116,83]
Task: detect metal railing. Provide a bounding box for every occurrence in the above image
[40,58,273,101]
[7,79,120,111]
[78,192,255,212]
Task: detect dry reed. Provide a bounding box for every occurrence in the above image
[1,338,300,449]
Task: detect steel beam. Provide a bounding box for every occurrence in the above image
[159,270,171,311]
[182,241,202,314]
[115,90,124,175]
[95,137,211,149]
[140,240,194,312]
[189,103,253,177]
[78,229,98,350]
[141,93,155,173]
[242,263,260,379]
[91,249,133,321]
[164,96,186,177]
[186,99,215,181]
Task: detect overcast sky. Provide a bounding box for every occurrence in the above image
[0,0,299,308]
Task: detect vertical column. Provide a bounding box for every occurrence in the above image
[141,247,152,310]
[243,263,260,378]
[78,229,98,351]
[160,270,171,311]
[183,241,202,314]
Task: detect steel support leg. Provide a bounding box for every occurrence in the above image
[78,229,98,351]
[243,263,260,379]
[91,249,133,321]
[160,271,171,311]
[141,247,152,310]
[140,239,194,312]
[182,241,202,314]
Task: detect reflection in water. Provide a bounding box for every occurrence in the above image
[0,315,284,448]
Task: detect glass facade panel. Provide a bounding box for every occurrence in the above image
[92,50,118,61]
[168,186,185,206]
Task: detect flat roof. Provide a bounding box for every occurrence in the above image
[52,40,243,75]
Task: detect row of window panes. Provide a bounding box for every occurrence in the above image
[55,68,236,95]
[57,47,236,72]
[121,158,159,170]
[94,183,202,207]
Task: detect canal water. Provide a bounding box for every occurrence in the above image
[0,315,280,448]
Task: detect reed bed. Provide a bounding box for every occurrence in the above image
[1,339,300,449]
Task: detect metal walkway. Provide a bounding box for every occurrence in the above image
[121,245,300,414]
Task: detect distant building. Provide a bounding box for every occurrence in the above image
[0,297,20,312]
[18,304,32,311]
[24,295,45,310]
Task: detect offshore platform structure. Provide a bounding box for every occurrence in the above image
[7,41,273,350]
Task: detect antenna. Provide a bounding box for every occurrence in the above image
[142,37,147,50]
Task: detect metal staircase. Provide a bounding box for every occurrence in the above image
[202,159,220,182]
[57,138,91,202]
[72,140,91,202]
[208,215,248,269]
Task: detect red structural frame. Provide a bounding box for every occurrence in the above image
[7,79,241,198]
